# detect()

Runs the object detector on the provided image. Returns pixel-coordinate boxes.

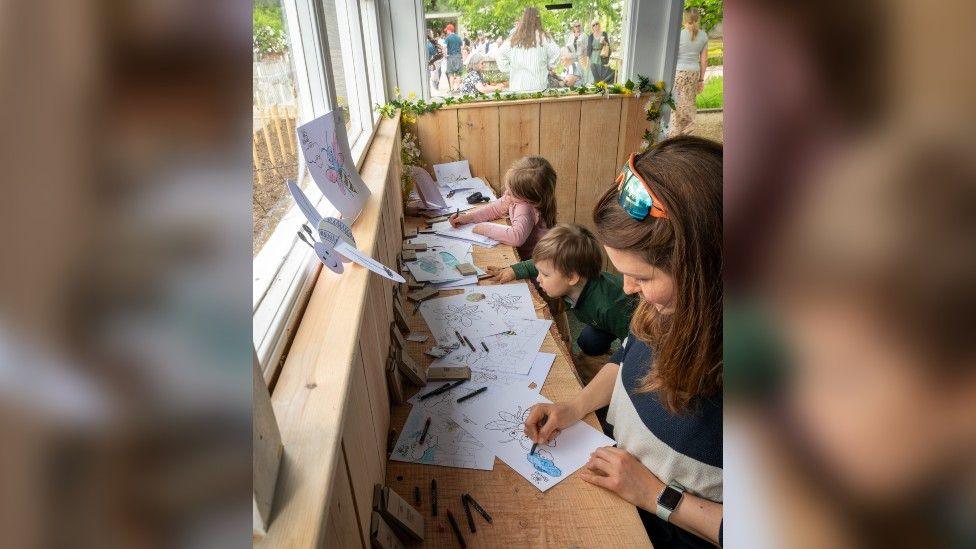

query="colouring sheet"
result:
[431,221,499,248]
[430,317,552,375]
[390,402,495,471]
[432,160,472,185]
[405,251,465,283]
[459,386,616,491]
[470,352,555,393]
[418,283,536,346]
[297,112,369,221]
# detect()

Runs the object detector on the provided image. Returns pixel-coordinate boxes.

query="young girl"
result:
[524,137,723,547]
[449,156,556,258]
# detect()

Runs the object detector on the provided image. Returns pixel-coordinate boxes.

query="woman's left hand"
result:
[579,446,662,509]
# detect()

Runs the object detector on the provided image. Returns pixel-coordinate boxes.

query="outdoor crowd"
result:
[425,7,615,96]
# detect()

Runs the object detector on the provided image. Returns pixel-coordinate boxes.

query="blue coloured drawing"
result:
[527,450,562,476]
[439,251,460,267]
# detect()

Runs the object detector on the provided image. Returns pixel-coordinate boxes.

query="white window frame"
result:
[253,0,386,378]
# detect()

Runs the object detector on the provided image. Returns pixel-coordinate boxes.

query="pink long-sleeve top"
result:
[464,191,550,258]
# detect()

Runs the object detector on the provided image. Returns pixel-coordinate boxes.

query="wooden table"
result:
[385,217,651,547]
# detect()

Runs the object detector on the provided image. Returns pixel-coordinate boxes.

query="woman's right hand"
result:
[524,401,583,444]
[484,266,515,284]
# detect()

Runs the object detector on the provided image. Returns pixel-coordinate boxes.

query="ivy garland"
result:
[376,73,674,129]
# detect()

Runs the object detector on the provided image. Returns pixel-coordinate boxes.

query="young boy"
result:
[485,223,636,380]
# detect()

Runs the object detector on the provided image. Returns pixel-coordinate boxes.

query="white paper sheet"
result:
[470,352,554,393]
[297,112,370,220]
[418,283,537,346]
[408,165,448,209]
[433,160,472,185]
[335,241,406,283]
[459,386,616,491]
[390,402,495,471]
[287,179,322,228]
[431,317,552,375]
[431,220,499,247]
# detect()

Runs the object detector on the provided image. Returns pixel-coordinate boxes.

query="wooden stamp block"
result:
[426,366,472,382]
[455,262,478,276]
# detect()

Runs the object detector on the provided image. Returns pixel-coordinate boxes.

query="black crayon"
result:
[464,493,493,523]
[446,509,466,548]
[431,479,438,516]
[462,495,476,533]
[457,386,487,403]
[418,417,431,444]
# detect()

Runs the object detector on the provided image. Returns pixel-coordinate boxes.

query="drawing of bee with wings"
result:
[438,303,482,329]
[484,405,556,453]
[486,293,524,314]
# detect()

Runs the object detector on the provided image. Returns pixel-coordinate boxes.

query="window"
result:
[421,1,624,98]
[253,0,388,377]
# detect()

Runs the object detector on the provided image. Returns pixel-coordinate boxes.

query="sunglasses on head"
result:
[616,154,668,221]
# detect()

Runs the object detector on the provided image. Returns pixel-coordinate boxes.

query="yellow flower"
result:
[595,81,607,90]
[656,80,666,91]
[408,91,417,100]
[394,86,401,97]
[621,88,633,95]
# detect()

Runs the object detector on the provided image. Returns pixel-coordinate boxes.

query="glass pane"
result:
[422,2,623,98]
[253,0,305,256]
[360,0,386,113]
[322,0,365,141]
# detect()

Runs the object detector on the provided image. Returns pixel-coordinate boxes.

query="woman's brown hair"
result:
[593,136,722,414]
[510,7,551,49]
[505,156,557,227]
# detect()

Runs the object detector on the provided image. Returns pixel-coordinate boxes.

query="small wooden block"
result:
[427,214,450,223]
[407,280,425,290]
[418,228,436,234]
[392,300,411,334]
[407,286,438,303]
[391,323,407,349]
[406,332,429,343]
[402,228,417,239]
[404,242,427,251]
[401,249,416,261]
[386,357,404,404]
[455,262,478,276]
[373,485,425,542]
[426,366,472,382]
[370,511,406,549]
[396,350,426,386]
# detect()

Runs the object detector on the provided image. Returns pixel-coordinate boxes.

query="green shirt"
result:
[511,259,636,341]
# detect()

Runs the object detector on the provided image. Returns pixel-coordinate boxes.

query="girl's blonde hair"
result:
[683,9,701,42]
[510,7,551,49]
[504,156,557,227]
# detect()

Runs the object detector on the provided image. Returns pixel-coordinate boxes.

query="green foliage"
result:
[426,0,623,40]
[253,4,287,57]
[683,0,723,32]
[696,76,723,109]
[707,54,723,67]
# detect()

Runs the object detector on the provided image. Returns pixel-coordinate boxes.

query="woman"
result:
[668,9,710,137]
[495,7,560,92]
[457,52,505,95]
[586,20,613,84]
[525,136,723,547]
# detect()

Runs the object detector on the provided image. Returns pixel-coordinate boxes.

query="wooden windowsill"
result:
[256,114,400,548]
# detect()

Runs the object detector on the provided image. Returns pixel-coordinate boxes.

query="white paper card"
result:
[418,283,536,345]
[460,386,616,491]
[287,180,322,229]
[297,112,369,220]
[431,221,499,247]
[408,165,448,209]
[431,317,552,375]
[433,160,472,185]
[390,402,495,471]
[405,251,465,283]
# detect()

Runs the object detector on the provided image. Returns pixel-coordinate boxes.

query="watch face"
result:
[658,486,683,510]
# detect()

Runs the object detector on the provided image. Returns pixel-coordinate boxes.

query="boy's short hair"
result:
[532,223,603,280]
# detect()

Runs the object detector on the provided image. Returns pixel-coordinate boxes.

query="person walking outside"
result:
[668,9,709,137]
[444,24,463,91]
[586,19,614,84]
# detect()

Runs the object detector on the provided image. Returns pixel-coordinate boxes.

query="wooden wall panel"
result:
[360,276,390,464]
[413,109,459,168]
[458,107,500,190]
[498,103,540,181]
[325,449,366,548]
[539,101,582,224]
[575,98,623,232]
[616,96,654,168]
[342,365,383,545]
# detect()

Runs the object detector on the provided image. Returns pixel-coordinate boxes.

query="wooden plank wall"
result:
[412,96,656,230]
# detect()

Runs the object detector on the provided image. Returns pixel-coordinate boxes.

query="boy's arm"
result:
[510,259,537,280]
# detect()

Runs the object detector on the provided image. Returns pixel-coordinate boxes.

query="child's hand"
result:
[449,213,465,228]
[484,266,516,285]
[524,401,583,444]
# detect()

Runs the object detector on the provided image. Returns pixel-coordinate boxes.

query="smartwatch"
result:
[655,480,685,522]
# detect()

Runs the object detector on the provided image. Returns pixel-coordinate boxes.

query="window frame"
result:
[253,0,386,379]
